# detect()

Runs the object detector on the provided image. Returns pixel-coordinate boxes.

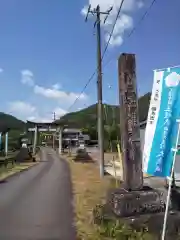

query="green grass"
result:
[67,153,159,240]
[0,162,38,181]
[96,220,155,240]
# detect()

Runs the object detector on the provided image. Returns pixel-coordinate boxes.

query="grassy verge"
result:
[0,155,40,181]
[66,153,157,240]
[68,156,112,239]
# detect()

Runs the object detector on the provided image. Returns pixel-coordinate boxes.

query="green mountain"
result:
[55,92,151,149]
[57,92,151,128]
[0,92,151,134]
[0,113,25,150]
[0,112,25,132]
[0,93,151,150]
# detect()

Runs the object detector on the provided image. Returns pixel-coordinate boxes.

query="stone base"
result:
[93,204,180,239]
[106,187,167,218]
[73,148,93,162]
[93,185,180,239]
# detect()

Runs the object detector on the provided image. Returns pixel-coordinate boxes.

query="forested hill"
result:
[56,92,151,128]
[0,112,25,132]
[0,92,151,137]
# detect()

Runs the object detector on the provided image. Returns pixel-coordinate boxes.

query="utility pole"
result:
[85,4,112,178]
[53,112,56,121]
[53,112,56,149]
[58,127,62,155]
[33,125,37,155]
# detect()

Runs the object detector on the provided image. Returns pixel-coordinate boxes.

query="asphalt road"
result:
[0,147,76,240]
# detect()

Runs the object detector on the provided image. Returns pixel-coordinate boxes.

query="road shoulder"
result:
[0,158,40,182]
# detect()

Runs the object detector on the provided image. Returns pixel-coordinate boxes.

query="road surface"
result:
[0,147,76,240]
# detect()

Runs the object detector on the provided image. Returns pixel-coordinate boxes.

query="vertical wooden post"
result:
[33,126,37,155]
[58,127,62,155]
[0,132,2,151]
[96,5,104,178]
[118,53,143,190]
[5,132,8,157]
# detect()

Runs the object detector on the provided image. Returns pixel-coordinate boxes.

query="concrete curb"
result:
[0,162,40,183]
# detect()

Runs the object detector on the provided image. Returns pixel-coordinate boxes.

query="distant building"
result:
[55,128,90,146]
[82,134,90,144]
[26,121,90,147]
[63,128,81,141]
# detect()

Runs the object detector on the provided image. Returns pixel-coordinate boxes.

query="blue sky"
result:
[0,0,179,122]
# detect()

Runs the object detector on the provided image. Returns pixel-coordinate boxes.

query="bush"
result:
[97,220,155,240]
[93,205,155,240]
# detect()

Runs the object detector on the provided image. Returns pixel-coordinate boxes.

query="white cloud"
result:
[27,115,53,123]
[21,69,34,86]
[8,101,36,115]
[81,5,89,16]
[53,107,68,117]
[27,116,37,121]
[11,70,89,121]
[110,14,133,35]
[52,83,61,90]
[34,85,88,102]
[105,34,123,46]
[81,0,144,47]
[82,0,144,14]
[8,100,68,123]
[27,106,67,123]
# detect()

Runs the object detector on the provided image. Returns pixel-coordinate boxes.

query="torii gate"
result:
[0,131,9,156]
[26,121,63,155]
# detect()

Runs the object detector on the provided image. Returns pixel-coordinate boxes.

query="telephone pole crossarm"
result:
[85,4,113,22]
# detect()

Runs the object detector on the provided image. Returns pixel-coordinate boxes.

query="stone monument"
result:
[108,53,166,217]
[93,54,180,239]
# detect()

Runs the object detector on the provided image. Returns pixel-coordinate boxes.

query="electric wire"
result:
[67,0,157,111]
[67,0,126,112]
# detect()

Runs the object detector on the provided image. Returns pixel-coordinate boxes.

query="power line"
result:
[127,0,157,39]
[67,0,157,111]
[67,3,115,112]
[67,1,125,112]
[103,0,157,68]
[67,71,96,112]
[101,0,125,60]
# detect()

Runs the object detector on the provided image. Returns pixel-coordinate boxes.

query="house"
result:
[55,128,90,147]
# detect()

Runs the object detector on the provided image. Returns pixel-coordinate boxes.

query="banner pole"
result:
[161,119,180,240]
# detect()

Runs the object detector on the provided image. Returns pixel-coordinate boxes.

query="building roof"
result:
[63,128,81,133]
[83,134,90,141]
[26,120,59,127]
